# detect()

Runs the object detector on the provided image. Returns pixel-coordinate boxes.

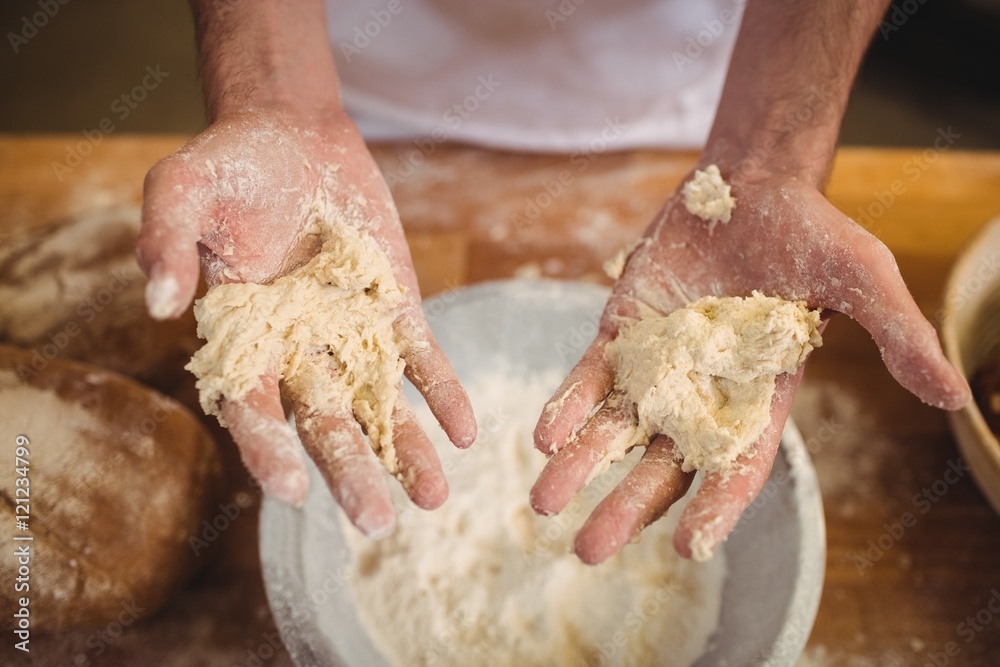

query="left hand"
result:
[137,109,477,537]
[529,163,970,564]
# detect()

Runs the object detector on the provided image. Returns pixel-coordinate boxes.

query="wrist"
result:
[194,0,342,121]
[702,0,892,189]
[702,80,846,190]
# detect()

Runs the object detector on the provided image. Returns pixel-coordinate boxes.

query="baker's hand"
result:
[137,109,476,537]
[530,163,971,564]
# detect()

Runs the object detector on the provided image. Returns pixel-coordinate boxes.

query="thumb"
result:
[136,156,208,320]
[822,228,970,410]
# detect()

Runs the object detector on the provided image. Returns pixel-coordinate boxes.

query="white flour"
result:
[0,370,117,533]
[329,370,727,667]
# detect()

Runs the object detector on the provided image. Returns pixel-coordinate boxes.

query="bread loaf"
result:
[0,344,223,631]
[0,208,200,386]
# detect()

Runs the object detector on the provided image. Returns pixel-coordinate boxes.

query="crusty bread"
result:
[0,208,200,387]
[0,344,223,631]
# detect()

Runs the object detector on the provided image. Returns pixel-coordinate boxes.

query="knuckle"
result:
[144,155,180,189]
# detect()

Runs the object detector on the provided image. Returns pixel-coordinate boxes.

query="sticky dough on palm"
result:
[186,221,406,473]
[608,292,822,475]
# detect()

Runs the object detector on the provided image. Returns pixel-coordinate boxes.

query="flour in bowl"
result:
[335,370,727,667]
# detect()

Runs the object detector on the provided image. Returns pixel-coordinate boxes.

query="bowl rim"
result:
[940,217,1000,476]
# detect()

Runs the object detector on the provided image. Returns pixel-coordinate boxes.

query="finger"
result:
[530,395,638,517]
[821,224,970,410]
[534,330,617,456]
[673,369,801,562]
[220,372,309,507]
[401,313,477,449]
[392,397,448,510]
[574,435,694,565]
[137,156,207,320]
[291,398,396,539]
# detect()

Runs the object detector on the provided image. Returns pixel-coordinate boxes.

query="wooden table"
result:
[2,136,1000,666]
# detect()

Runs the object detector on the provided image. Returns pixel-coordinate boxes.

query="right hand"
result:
[137,108,477,538]
[530,162,970,563]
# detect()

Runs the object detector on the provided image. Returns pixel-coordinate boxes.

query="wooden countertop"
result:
[2,135,1000,666]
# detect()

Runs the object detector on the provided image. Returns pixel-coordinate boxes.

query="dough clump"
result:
[602,239,644,281]
[682,164,736,228]
[610,292,821,474]
[187,222,406,471]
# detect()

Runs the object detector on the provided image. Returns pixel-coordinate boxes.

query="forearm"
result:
[706,0,892,187]
[192,0,341,121]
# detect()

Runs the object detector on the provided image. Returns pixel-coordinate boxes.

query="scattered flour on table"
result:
[682,164,736,230]
[790,380,898,508]
[513,262,543,279]
[187,219,406,472]
[795,645,832,666]
[331,371,727,667]
[795,645,905,667]
[610,292,822,475]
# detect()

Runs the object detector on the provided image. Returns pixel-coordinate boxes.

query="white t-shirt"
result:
[327,0,744,152]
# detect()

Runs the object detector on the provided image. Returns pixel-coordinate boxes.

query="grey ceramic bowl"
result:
[260,279,825,667]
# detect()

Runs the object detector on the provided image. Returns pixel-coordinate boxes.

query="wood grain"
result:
[2,135,1000,666]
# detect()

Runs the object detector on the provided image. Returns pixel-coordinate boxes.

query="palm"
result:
[531,170,969,563]
[138,110,475,538]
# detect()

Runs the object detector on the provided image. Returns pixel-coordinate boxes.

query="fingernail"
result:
[528,486,556,516]
[356,509,395,540]
[146,270,180,320]
[264,468,309,507]
[423,480,449,510]
[688,530,717,562]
